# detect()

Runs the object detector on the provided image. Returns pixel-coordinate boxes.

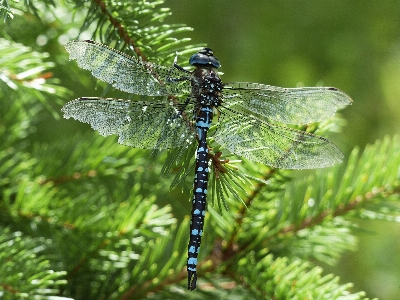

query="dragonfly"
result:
[62,40,352,290]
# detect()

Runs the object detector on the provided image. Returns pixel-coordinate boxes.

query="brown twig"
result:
[93,0,146,61]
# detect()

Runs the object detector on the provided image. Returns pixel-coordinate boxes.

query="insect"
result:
[62,40,352,290]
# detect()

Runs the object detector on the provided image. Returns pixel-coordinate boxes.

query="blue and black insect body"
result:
[185,48,223,290]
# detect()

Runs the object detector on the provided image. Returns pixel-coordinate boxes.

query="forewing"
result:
[65,40,191,96]
[62,98,195,149]
[213,110,343,169]
[223,82,352,124]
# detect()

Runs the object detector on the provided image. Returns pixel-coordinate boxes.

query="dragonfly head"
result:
[189,48,221,68]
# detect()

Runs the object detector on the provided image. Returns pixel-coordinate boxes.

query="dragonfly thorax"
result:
[191,67,223,107]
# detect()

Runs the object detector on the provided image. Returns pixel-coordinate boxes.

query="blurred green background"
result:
[165,1,400,299]
[3,0,400,298]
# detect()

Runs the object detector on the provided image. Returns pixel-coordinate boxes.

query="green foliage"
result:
[73,0,201,65]
[0,39,69,117]
[0,1,14,21]
[1,0,399,299]
[0,0,58,22]
[0,229,68,299]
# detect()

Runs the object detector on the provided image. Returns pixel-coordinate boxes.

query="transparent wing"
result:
[223,82,352,124]
[65,40,191,96]
[213,109,343,169]
[62,97,195,149]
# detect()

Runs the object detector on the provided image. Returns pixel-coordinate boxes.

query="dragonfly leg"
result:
[166,53,192,83]
[173,52,192,74]
[166,70,190,83]
[165,55,190,82]
[176,96,192,117]
[173,63,191,74]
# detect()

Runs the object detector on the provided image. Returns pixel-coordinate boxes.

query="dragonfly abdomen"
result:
[187,106,212,290]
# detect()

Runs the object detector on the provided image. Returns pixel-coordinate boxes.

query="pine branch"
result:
[2,0,398,298]
[71,0,199,64]
[236,256,370,299]
[0,228,70,299]
[0,0,14,21]
[0,38,69,118]
[1,0,59,22]
[195,135,399,298]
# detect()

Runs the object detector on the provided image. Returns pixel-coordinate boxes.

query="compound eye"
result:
[189,48,221,68]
